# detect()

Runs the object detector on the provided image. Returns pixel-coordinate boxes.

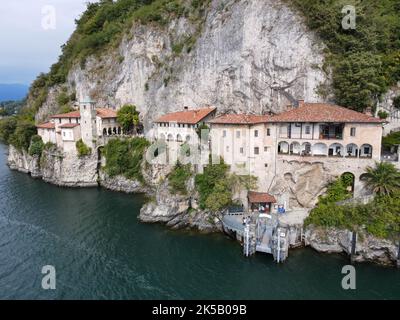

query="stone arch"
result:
[301,142,312,156]
[359,173,369,181]
[278,141,289,154]
[312,143,327,156]
[290,142,301,155]
[113,127,117,135]
[108,128,112,135]
[328,143,344,157]
[360,144,373,158]
[103,128,107,136]
[341,172,355,193]
[118,127,122,135]
[346,143,358,157]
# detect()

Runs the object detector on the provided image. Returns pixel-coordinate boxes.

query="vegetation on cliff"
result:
[28,135,44,157]
[305,163,400,239]
[102,137,150,182]
[22,0,210,120]
[168,161,192,195]
[76,139,92,157]
[195,159,258,212]
[289,0,400,111]
[117,104,141,134]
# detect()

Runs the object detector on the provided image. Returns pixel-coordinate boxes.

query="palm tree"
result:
[363,162,400,195]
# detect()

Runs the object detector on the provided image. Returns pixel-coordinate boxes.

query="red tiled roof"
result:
[271,103,384,123]
[248,192,276,204]
[96,108,117,119]
[36,122,55,129]
[209,114,272,125]
[155,107,216,124]
[59,123,80,129]
[51,111,81,119]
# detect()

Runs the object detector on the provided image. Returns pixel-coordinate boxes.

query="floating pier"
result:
[222,211,296,263]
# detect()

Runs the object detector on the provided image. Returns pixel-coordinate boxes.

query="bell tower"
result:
[79,96,97,149]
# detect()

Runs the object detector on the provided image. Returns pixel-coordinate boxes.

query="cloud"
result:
[0,0,91,84]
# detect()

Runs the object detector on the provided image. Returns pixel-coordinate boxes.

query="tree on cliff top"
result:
[117,104,140,134]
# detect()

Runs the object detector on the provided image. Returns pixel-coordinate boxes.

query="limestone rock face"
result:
[271,161,330,208]
[7,145,41,178]
[40,151,98,187]
[8,146,98,187]
[305,226,398,266]
[139,180,222,233]
[99,170,149,194]
[35,0,327,130]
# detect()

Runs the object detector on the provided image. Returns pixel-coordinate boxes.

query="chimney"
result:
[298,100,305,108]
[364,107,373,116]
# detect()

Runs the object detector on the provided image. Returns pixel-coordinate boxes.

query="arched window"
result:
[328,143,344,157]
[108,128,112,135]
[113,127,117,135]
[159,133,166,141]
[185,135,191,142]
[312,143,328,156]
[177,134,183,142]
[278,141,289,154]
[360,144,373,158]
[346,144,358,158]
[301,142,312,156]
[103,128,107,136]
[167,134,173,142]
[290,142,301,155]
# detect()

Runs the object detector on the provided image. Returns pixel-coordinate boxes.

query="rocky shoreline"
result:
[6,145,399,267]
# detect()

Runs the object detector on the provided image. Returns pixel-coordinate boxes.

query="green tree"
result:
[28,135,44,157]
[76,139,92,157]
[117,104,140,134]
[363,162,400,195]
[9,121,37,150]
[0,117,17,143]
[168,161,192,194]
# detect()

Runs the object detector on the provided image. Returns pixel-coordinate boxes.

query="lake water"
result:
[0,143,398,299]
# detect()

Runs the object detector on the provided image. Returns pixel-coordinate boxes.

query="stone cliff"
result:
[36,0,328,130]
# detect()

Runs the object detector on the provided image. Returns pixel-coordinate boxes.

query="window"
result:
[223,130,227,138]
[254,147,260,155]
[305,126,311,135]
[295,123,301,127]
[254,130,259,137]
[364,146,371,154]
[236,131,241,138]
[267,128,271,136]
[264,146,268,152]
[350,127,356,137]
[226,146,230,152]
[264,163,268,168]
[240,147,244,154]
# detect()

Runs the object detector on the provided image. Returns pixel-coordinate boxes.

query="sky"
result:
[0,0,93,86]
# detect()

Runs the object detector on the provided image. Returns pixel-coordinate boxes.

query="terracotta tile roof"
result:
[155,107,216,124]
[271,103,384,123]
[51,108,117,119]
[59,123,80,129]
[51,110,81,119]
[96,108,117,119]
[209,114,272,125]
[36,122,55,129]
[248,191,276,204]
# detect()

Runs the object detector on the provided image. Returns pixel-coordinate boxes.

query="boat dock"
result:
[222,209,305,263]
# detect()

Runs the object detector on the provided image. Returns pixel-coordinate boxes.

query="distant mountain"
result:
[0,84,28,102]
